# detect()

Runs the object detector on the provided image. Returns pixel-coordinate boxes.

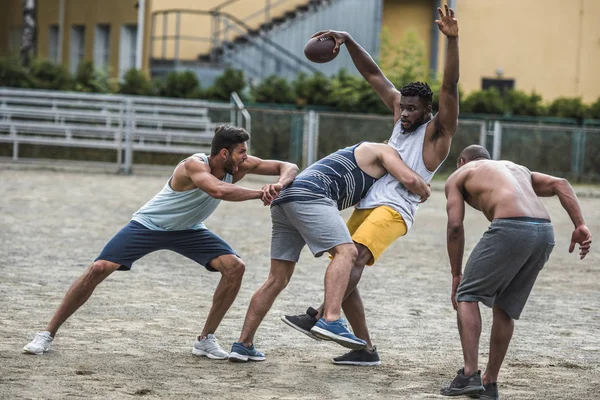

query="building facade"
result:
[0,0,598,102]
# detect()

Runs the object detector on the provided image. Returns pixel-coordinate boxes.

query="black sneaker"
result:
[281,307,321,340]
[467,382,499,400]
[332,346,381,366]
[440,368,485,396]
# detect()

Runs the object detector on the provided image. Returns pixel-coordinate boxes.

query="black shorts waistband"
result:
[497,216,551,223]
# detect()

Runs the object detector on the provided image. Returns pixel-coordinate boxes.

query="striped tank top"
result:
[272,143,377,211]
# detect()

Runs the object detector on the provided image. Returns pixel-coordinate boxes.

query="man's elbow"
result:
[447,222,463,239]
[207,187,224,199]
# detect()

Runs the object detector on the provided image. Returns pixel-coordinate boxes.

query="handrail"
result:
[151,8,320,74]
[230,91,252,153]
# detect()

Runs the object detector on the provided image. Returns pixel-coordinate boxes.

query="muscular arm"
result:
[445,173,466,277]
[531,171,592,259]
[234,156,299,186]
[312,30,400,113]
[432,6,459,139]
[531,172,585,227]
[380,146,431,200]
[185,158,262,201]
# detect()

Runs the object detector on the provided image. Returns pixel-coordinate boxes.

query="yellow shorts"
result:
[346,205,407,266]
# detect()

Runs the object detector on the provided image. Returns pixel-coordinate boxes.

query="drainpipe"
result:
[136,0,145,70]
[429,0,441,78]
[57,0,65,63]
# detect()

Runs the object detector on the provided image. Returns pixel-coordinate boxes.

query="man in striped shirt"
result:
[229,141,431,362]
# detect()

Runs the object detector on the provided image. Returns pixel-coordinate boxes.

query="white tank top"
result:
[357,119,444,230]
[131,153,233,231]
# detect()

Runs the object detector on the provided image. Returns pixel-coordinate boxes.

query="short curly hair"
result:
[400,82,433,105]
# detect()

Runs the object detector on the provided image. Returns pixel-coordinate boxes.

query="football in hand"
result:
[303,37,338,63]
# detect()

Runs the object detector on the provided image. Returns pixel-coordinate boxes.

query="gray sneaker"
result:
[192,334,229,360]
[332,346,381,366]
[23,331,53,355]
[440,368,485,396]
[468,382,499,400]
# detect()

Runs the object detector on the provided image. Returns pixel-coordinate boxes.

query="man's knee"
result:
[89,260,119,280]
[214,255,246,281]
[354,243,373,267]
[333,243,358,261]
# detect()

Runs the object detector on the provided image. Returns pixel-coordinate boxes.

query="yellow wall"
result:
[447,0,599,102]
[381,0,436,72]
[36,0,141,79]
[150,0,308,60]
[0,0,24,57]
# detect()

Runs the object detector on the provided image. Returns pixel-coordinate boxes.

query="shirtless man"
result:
[441,145,592,399]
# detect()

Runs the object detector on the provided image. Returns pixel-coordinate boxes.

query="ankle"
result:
[482,373,497,385]
[463,366,479,377]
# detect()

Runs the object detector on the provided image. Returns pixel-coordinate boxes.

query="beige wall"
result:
[37,0,141,79]
[381,0,435,70]
[452,0,599,102]
[150,0,308,60]
[0,0,24,57]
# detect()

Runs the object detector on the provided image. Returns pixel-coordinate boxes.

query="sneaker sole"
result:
[192,348,228,360]
[280,316,322,341]
[332,360,381,366]
[22,347,46,355]
[228,352,265,362]
[441,386,485,396]
[310,326,367,350]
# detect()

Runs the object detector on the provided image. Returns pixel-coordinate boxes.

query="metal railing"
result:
[0,88,251,173]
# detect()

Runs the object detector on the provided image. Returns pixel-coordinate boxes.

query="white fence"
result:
[0,88,250,173]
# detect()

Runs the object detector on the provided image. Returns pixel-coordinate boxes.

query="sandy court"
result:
[0,166,598,400]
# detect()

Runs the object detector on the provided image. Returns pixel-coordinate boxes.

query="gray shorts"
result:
[270,198,353,262]
[456,218,555,320]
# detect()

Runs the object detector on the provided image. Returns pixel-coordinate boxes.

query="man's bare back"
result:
[452,160,550,222]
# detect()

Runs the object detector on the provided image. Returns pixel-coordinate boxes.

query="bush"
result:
[293,72,333,108]
[29,59,73,90]
[588,97,600,120]
[205,68,246,102]
[74,61,111,93]
[547,97,587,121]
[505,90,546,116]
[118,68,153,96]
[251,75,295,104]
[0,57,32,88]
[157,71,201,99]
[461,87,505,115]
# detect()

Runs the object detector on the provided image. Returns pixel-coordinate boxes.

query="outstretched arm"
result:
[531,172,592,259]
[185,158,263,202]
[445,172,466,310]
[432,4,459,139]
[235,156,299,203]
[311,30,400,113]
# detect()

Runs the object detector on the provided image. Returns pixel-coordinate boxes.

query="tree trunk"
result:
[21,0,37,67]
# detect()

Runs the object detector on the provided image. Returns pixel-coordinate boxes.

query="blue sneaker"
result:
[310,318,367,350]
[228,342,266,362]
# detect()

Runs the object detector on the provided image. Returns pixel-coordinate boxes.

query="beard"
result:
[404,115,426,133]
[224,155,236,175]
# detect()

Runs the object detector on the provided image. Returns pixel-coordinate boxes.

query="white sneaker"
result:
[23,331,53,355]
[192,334,229,360]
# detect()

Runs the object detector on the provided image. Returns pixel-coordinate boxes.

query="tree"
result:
[21,0,37,67]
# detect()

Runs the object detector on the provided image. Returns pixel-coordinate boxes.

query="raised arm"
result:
[531,172,592,259]
[445,172,466,309]
[432,4,459,139]
[185,157,262,202]
[312,30,400,113]
[378,145,431,200]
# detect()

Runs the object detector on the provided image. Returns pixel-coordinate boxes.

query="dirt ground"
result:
[1,166,598,400]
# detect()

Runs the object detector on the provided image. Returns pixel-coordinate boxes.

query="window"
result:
[70,25,85,73]
[94,24,110,71]
[481,78,515,94]
[119,24,138,78]
[49,25,59,63]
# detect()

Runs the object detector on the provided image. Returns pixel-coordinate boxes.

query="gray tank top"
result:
[357,119,444,230]
[131,154,233,231]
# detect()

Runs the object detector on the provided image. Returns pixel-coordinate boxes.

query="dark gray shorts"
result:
[456,218,555,320]
[270,198,353,262]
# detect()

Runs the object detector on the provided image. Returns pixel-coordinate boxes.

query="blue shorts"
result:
[95,221,238,272]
